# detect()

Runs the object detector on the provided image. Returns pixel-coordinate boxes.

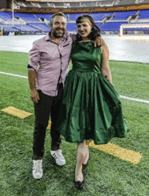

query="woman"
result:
[56,15,129,190]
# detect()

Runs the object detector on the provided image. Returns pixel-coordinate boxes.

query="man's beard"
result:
[52,28,65,38]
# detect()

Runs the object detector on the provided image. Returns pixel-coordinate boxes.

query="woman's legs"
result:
[82,140,90,165]
[75,140,90,181]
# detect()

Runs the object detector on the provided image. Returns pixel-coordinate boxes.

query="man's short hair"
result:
[50,12,67,26]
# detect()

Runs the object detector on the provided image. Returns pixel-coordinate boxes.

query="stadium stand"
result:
[0,26,18,32]
[13,24,39,32]
[13,13,40,22]
[35,13,67,22]
[89,12,112,21]
[69,12,112,21]
[112,11,138,20]
[36,14,52,21]
[67,23,77,31]
[27,23,50,32]
[69,13,85,21]
[100,22,128,31]
[138,10,149,19]
[66,22,103,32]
[0,11,15,21]
[0,4,149,35]
[96,22,103,27]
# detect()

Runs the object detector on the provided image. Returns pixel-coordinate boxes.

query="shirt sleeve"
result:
[69,32,77,42]
[28,41,40,70]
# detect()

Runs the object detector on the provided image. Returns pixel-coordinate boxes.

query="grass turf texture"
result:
[0,51,149,196]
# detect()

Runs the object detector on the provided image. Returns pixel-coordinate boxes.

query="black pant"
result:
[33,83,63,160]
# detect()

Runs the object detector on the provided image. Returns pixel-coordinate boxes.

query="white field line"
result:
[120,96,149,104]
[0,71,149,104]
[0,71,28,79]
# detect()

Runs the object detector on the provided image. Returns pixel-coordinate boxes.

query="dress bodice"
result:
[71,42,102,73]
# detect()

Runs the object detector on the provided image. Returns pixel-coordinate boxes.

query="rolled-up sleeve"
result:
[29,41,40,70]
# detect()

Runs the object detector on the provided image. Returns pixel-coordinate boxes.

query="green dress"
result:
[57,42,129,144]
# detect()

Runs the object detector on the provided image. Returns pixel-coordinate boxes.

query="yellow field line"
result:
[1,106,32,119]
[89,141,142,164]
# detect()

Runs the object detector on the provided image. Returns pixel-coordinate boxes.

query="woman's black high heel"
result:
[75,165,84,190]
[75,180,84,190]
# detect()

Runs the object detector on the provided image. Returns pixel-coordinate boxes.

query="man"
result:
[28,12,104,179]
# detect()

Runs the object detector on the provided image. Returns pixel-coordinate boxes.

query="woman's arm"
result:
[101,43,112,84]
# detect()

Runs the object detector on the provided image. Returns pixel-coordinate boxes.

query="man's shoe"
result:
[32,159,43,179]
[51,149,66,166]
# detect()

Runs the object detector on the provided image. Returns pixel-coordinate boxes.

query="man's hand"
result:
[94,37,105,47]
[28,69,39,103]
[30,89,40,103]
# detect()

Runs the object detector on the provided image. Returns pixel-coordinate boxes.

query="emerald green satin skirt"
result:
[56,70,129,144]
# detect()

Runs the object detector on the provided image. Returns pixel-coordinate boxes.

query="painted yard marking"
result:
[89,141,142,164]
[1,106,32,119]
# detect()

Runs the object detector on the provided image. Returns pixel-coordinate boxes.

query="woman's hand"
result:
[94,37,105,47]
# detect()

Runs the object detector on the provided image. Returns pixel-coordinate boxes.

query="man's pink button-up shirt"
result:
[29,32,75,96]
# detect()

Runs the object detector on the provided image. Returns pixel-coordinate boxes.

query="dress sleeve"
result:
[28,41,40,71]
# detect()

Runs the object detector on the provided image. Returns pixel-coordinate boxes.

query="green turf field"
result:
[0,51,149,196]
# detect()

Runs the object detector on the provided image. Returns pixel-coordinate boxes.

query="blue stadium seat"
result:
[0,26,19,32]
[35,14,52,21]
[13,13,40,22]
[100,22,128,31]
[96,22,103,27]
[89,12,112,21]
[138,10,149,19]
[35,13,67,21]
[0,11,15,21]
[112,11,137,20]
[66,22,103,32]
[13,24,39,31]
[69,13,112,21]
[28,23,50,31]
[67,23,77,31]
[69,13,84,21]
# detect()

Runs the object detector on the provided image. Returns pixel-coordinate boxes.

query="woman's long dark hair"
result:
[75,15,101,42]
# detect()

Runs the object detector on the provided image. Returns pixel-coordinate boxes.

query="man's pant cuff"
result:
[51,145,61,151]
[32,154,43,160]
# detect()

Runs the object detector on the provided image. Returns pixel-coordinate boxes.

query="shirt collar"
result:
[45,32,67,41]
